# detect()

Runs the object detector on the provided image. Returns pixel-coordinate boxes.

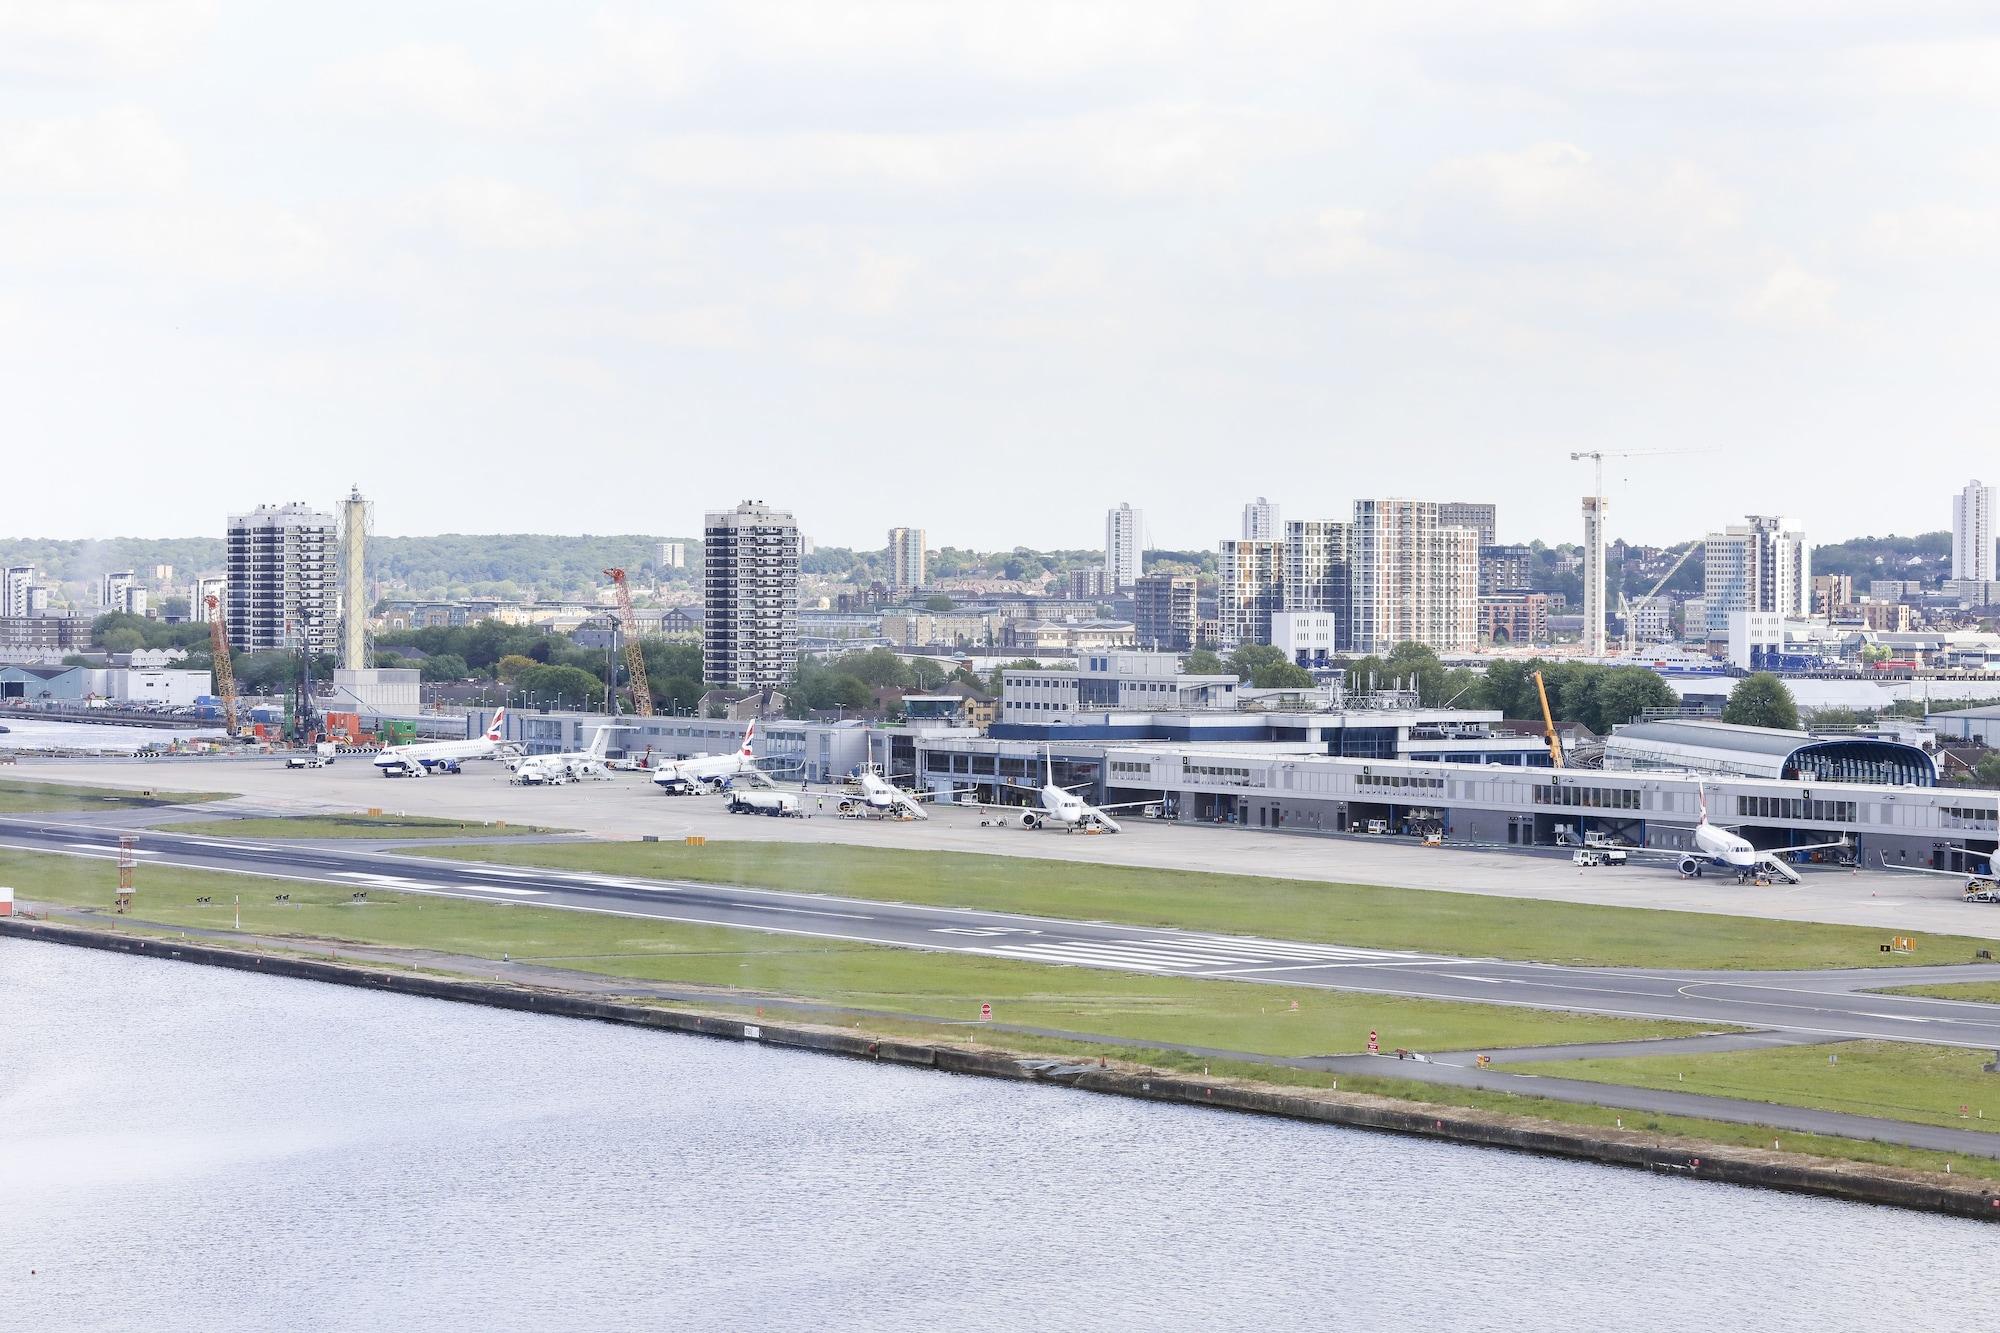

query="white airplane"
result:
[838,768,933,820]
[373,709,512,777]
[957,747,1158,833]
[652,720,781,793]
[512,724,628,785]
[1876,848,2000,901]
[1624,784,1849,884]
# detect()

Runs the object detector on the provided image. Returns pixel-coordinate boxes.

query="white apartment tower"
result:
[886,527,927,596]
[1581,496,1609,657]
[1104,503,1144,591]
[1242,497,1280,541]
[194,576,227,622]
[1347,499,1480,654]
[1216,540,1285,648]
[225,502,339,653]
[1704,515,1811,640]
[1954,480,1996,582]
[2,565,36,618]
[704,500,801,688]
[657,541,687,570]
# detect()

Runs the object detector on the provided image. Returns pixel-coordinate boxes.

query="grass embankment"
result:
[1512,1041,2000,1135]
[0,779,233,814]
[719,1005,2000,1183]
[1877,981,2000,1005]
[0,847,1698,1058]
[172,814,570,840]
[415,840,1991,972]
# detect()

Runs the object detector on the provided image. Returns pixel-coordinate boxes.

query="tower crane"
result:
[602,568,654,717]
[1619,540,1701,654]
[1568,449,1713,657]
[204,595,239,738]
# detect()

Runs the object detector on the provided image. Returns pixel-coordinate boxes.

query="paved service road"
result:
[8,814,2000,1051]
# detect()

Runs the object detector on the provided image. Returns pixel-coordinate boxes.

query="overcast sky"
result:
[7,2,1998,550]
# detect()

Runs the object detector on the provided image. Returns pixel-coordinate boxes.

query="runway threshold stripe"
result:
[985,944,1208,971]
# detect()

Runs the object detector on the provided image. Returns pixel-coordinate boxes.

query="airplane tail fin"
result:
[485,708,507,742]
[741,719,756,758]
[1045,744,1053,788]
[588,727,610,760]
[1696,780,1708,824]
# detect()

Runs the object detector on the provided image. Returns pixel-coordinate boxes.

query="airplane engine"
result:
[1021,812,1041,828]
[1678,855,1702,878]
[837,799,859,815]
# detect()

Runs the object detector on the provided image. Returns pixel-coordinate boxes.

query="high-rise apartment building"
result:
[1704,515,1810,640]
[657,541,687,570]
[704,500,800,688]
[1068,567,1107,600]
[1478,544,1533,594]
[1242,497,1280,541]
[1438,502,1497,547]
[226,503,338,653]
[1954,480,1996,582]
[98,571,135,610]
[1347,499,1480,654]
[194,576,227,622]
[1104,503,1144,591]
[1133,573,1197,652]
[1216,540,1285,648]
[886,527,927,596]
[1282,519,1350,649]
[2,565,36,619]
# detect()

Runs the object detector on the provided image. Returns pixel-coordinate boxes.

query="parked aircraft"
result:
[374,709,511,777]
[957,747,1158,833]
[1622,784,1849,884]
[839,768,934,820]
[511,725,627,785]
[652,720,785,793]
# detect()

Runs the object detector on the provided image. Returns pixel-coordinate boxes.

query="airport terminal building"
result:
[477,703,1988,872]
[898,713,1986,872]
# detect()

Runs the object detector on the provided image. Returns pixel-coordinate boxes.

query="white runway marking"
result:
[976,935,1437,974]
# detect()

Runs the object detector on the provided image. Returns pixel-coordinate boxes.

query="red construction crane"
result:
[602,568,654,717]
[205,595,240,737]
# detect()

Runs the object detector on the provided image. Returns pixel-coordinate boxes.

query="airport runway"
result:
[13,752,1999,940]
[8,812,2000,1051]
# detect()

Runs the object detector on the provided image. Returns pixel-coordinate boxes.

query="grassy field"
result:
[0,847,1704,1057]
[718,1007,2000,1182]
[171,814,569,839]
[1877,980,2000,1004]
[0,778,233,814]
[412,839,1990,972]
[1511,1041,2000,1134]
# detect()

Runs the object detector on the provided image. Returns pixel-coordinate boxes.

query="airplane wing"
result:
[1764,839,1853,857]
[1876,850,1992,877]
[1094,798,1165,813]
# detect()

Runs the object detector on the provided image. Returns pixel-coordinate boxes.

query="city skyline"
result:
[8,6,2000,546]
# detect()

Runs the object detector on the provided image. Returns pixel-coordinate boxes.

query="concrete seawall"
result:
[9,916,1999,1223]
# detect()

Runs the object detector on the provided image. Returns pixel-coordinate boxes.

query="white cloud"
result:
[1740,261,1838,326]
[0,0,216,77]
[1264,208,1392,277]
[0,107,187,195]
[317,43,551,130]
[1425,142,1740,252]
[634,103,1310,197]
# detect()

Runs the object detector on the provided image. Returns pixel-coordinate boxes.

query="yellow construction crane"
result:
[204,594,239,737]
[602,568,654,717]
[1532,669,1564,768]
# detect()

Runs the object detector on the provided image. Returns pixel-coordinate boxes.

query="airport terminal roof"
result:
[1605,718,1937,786]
